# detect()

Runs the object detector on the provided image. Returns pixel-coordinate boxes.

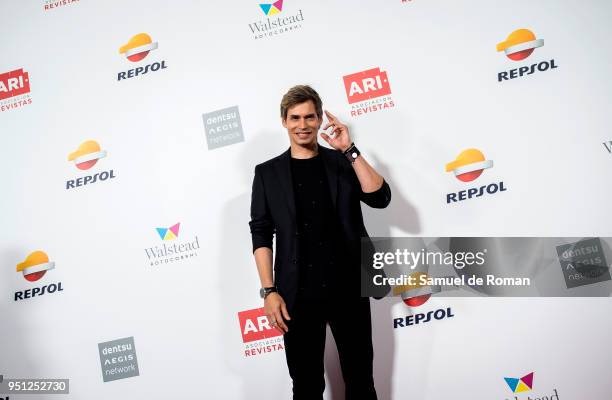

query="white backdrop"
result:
[1,0,611,399]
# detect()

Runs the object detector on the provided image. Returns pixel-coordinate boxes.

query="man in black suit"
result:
[249,85,391,400]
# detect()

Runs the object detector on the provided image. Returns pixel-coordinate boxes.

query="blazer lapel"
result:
[274,148,297,223]
[320,146,339,210]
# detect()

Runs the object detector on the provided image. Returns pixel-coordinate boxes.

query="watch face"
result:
[259,288,265,298]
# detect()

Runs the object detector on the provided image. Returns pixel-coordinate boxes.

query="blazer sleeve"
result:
[248,165,274,253]
[359,178,392,209]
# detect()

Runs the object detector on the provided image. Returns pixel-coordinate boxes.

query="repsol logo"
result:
[447,181,507,203]
[498,59,558,82]
[66,170,116,190]
[117,61,167,81]
[14,282,64,301]
[393,307,454,329]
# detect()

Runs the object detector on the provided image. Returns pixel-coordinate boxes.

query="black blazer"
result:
[249,145,391,312]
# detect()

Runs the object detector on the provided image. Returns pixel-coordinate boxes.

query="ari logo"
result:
[0,68,33,112]
[156,223,180,241]
[445,148,493,182]
[259,0,283,15]
[445,148,506,203]
[119,33,158,62]
[343,67,391,104]
[0,69,30,101]
[342,67,395,117]
[68,140,107,170]
[504,372,534,393]
[16,251,54,282]
[237,307,284,357]
[497,29,544,61]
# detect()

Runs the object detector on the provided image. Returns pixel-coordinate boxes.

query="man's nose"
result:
[298,118,307,129]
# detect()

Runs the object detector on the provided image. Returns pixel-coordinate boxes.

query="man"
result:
[249,85,391,400]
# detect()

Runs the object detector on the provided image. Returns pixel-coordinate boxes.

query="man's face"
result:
[282,100,322,147]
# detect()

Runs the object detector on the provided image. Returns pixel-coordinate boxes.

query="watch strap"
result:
[343,142,360,163]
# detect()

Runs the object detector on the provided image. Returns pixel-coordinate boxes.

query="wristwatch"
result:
[342,142,360,163]
[260,286,277,299]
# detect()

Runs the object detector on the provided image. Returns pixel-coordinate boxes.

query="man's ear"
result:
[281,117,287,129]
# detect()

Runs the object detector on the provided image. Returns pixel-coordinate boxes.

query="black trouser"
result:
[283,293,377,400]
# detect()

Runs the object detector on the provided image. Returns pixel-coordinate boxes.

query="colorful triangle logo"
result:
[156,223,180,240]
[259,0,283,15]
[504,372,534,393]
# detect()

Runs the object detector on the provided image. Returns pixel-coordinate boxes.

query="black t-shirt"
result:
[290,153,345,298]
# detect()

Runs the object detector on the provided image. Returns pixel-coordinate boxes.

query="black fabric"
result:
[249,145,390,400]
[249,146,392,313]
[290,154,344,298]
[283,295,377,400]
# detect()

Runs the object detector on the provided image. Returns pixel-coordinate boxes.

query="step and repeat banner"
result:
[1,0,611,399]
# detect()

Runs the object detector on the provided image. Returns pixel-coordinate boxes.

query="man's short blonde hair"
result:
[280,85,323,121]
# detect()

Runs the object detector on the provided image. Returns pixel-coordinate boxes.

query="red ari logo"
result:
[238,307,283,343]
[0,69,30,100]
[343,67,391,104]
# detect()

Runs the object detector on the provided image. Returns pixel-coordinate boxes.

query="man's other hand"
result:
[264,292,291,333]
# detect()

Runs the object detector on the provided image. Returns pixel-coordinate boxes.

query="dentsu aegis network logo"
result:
[14,251,64,302]
[496,29,557,82]
[445,148,507,203]
[343,67,395,117]
[249,1,304,40]
[66,140,116,190]
[117,33,167,81]
[144,222,200,267]
[0,68,32,113]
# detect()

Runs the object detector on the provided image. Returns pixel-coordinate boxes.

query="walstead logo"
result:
[156,222,180,240]
[202,105,245,150]
[556,238,611,289]
[0,68,32,113]
[43,0,79,11]
[14,251,64,302]
[603,141,612,154]
[98,336,139,382]
[496,29,557,82]
[505,372,534,394]
[343,67,395,117]
[248,1,304,40]
[503,372,560,400]
[66,140,116,190]
[144,222,200,267]
[238,307,284,357]
[260,0,283,15]
[445,148,507,203]
[117,33,167,81]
